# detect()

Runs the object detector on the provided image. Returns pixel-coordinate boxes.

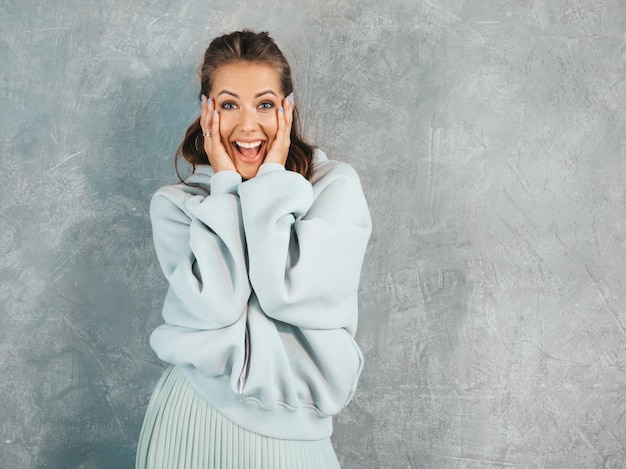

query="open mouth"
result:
[232,140,266,164]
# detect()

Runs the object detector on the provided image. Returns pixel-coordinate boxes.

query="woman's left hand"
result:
[264,93,295,167]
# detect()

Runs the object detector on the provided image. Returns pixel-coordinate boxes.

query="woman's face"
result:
[210,61,284,179]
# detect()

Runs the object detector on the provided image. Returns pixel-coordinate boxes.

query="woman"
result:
[136,30,371,468]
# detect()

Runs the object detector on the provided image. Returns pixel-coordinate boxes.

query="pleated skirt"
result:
[136,366,341,469]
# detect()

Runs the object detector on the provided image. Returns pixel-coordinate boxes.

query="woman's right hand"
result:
[201,95,237,173]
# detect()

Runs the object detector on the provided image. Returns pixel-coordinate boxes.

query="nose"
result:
[239,106,258,132]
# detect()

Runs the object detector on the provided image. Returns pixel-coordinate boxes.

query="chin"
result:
[237,165,262,180]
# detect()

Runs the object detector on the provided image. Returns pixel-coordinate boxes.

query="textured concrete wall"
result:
[1,0,624,468]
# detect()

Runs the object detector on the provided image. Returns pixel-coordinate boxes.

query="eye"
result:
[258,101,274,110]
[221,101,238,110]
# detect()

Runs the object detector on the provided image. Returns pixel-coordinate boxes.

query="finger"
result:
[277,103,286,137]
[210,108,220,144]
[284,92,295,131]
[276,98,287,137]
[264,102,291,166]
[202,98,220,165]
[208,108,237,172]
[277,94,293,143]
[200,95,211,136]
[207,97,216,139]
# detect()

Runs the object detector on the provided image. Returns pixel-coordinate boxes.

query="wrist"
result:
[209,158,237,174]
[256,162,286,177]
[210,170,242,194]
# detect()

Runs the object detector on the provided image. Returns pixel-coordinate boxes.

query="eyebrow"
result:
[216,89,278,98]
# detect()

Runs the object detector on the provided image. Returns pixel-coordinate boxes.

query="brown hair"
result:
[175,30,315,181]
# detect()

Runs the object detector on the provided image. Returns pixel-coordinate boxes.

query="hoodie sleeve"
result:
[237,161,372,331]
[149,171,251,385]
[236,160,371,414]
[149,170,250,331]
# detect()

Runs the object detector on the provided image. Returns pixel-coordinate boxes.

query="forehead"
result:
[211,61,282,95]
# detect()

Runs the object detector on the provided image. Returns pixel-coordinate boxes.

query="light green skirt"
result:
[136,366,340,468]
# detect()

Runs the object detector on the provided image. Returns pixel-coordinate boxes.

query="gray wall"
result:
[1,0,624,467]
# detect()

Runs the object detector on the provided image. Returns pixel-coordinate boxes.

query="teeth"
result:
[236,141,262,148]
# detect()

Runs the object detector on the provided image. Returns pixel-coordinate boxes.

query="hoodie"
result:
[148,150,372,440]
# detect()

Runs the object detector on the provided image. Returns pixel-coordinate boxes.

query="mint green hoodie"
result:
[149,150,371,440]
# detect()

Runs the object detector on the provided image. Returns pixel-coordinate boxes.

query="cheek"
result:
[217,115,236,142]
[259,113,279,139]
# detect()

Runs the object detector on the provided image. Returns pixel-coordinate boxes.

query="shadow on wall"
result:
[31,64,197,468]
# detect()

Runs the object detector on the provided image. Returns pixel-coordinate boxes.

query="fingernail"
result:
[212,109,217,117]
[201,95,205,105]
[290,92,295,103]
[279,106,284,113]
